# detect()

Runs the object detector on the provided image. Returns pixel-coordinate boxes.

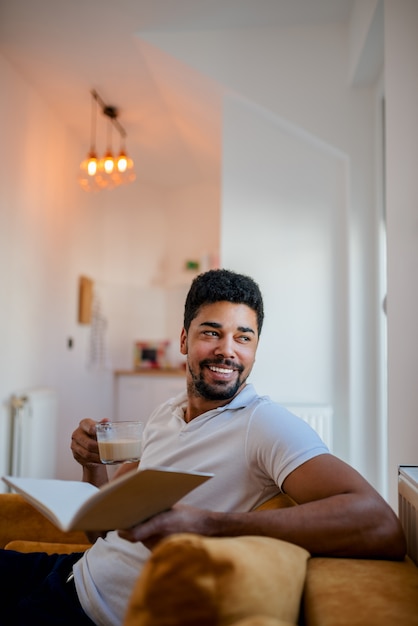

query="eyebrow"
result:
[199,321,256,335]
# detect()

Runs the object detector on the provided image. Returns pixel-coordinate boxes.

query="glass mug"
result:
[96,421,143,465]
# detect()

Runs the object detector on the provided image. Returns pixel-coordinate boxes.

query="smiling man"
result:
[181,305,258,418]
[181,270,262,408]
[0,269,406,626]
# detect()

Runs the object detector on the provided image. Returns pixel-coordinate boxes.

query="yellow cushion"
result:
[0,494,89,548]
[233,618,296,626]
[5,540,90,555]
[123,533,309,626]
[254,494,296,511]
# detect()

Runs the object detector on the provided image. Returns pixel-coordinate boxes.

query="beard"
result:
[187,358,246,401]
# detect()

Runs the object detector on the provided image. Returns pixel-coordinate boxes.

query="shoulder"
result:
[247,400,329,462]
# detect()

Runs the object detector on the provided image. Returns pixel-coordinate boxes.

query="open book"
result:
[2,467,213,532]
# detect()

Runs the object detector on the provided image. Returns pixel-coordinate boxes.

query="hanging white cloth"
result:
[87,291,109,370]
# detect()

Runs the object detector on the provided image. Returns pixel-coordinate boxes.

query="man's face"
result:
[180,301,259,402]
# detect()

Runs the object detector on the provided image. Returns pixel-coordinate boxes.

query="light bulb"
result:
[117,154,128,173]
[103,153,114,174]
[79,150,100,192]
[87,158,98,176]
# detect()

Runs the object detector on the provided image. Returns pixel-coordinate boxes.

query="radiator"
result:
[282,404,333,450]
[398,465,418,566]
[5,388,58,485]
[0,403,12,493]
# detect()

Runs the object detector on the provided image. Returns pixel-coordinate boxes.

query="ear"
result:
[180,328,188,355]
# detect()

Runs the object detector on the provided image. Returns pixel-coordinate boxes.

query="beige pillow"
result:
[124,533,309,626]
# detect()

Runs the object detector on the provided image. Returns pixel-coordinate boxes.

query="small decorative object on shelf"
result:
[185,260,200,271]
[134,340,170,370]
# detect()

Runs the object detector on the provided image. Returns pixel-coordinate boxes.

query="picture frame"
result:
[134,340,170,369]
[78,276,94,324]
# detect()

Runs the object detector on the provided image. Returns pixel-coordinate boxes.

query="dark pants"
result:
[0,550,96,625]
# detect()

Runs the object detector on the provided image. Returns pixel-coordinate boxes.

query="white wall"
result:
[0,54,219,481]
[0,53,106,481]
[132,3,397,496]
[138,14,391,493]
[222,96,345,413]
[219,23,379,488]
[1,4,416,506]
[384,0,418,506]
[220,4,417,505]
[161,183,220,288]
[95,181,220,371]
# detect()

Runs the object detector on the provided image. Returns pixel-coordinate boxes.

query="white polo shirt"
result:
[74,384,328,626]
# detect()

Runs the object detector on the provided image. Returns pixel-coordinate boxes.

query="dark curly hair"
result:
[183,269,264,335]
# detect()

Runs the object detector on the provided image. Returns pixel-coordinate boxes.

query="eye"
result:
[237,335,252,343]
[203,330,219,337]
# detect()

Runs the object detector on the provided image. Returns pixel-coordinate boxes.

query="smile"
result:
[208,365,235,374]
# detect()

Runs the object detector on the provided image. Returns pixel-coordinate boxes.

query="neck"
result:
[183,384,246,422]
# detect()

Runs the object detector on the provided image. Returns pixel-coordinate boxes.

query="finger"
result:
[118,527,156,543]
[70,430,101,465]
[80,418,99,436]
[118,511,169,543]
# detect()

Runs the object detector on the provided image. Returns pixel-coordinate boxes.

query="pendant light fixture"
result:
[78,93,100,192]
[96,105,117,190]
[78,90,136,192]
[115,133,136,185]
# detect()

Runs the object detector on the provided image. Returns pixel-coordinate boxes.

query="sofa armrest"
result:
[0,493,90,549]
[303,556,418,626]
[4,540,91,554]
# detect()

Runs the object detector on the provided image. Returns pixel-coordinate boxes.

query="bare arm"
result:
[119,454,406,560]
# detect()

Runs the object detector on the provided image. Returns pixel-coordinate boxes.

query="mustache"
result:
[200,358,244,373]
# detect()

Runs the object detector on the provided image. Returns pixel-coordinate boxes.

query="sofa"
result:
[1,492,418,626]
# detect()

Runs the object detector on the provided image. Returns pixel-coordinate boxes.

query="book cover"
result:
[2,467,213,532]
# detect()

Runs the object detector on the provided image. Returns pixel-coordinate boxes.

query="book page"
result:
[2,477,99,530]
[72,467,212,530]
[3,467,213,531]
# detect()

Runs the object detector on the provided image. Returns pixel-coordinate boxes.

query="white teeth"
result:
[210,366,233,374]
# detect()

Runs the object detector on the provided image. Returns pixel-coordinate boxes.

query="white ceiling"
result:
[0,0,354,187]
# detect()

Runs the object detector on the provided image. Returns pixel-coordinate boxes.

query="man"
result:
[1,269,406,626]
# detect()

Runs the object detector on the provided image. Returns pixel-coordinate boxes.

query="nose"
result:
[214,334,235,359]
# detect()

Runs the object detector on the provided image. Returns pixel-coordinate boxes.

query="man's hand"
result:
[71,418,109,487]
[118,505,215,550]
[71,418,102,466]
[71,418,140,543]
